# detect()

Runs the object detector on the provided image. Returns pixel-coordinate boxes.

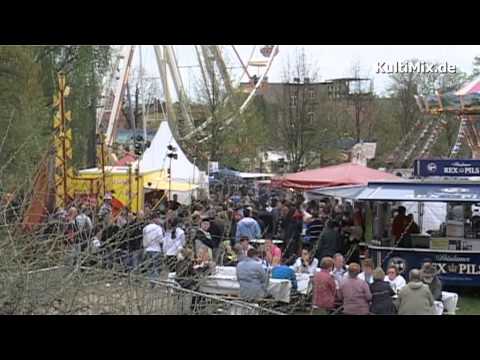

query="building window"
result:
[290,95,297,107]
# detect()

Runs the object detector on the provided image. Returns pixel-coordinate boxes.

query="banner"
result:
[413,159,480,177]
[369,246,480,287]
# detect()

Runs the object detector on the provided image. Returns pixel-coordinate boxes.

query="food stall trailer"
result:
[310,179,480,288]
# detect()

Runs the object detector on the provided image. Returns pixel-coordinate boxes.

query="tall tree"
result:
[388,62,422,137]
[0,46,50,190]
[264,48,330,172]
[34,45,111,168]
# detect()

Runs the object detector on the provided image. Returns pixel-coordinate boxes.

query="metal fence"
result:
[0,266,284,315]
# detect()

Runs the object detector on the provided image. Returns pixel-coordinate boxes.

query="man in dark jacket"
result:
[257,206,274,239]
[209,216,225,264]
[100,215,122,269]
[125,212,146,272]
[194,217,215,250]
[370,268,396,315]
[315,220,341,261]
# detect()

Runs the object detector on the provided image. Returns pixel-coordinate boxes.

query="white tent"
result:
[139,121,208,202]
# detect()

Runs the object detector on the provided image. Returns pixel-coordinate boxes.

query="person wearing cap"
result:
[420,260,442,301]
[194,217,215,255]
[337,262,372,315]
[397,269,436,315]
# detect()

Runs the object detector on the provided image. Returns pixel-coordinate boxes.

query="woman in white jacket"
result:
[292,248,318,276]
[163,217,186,273]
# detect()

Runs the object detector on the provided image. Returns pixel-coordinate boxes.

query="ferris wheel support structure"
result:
[153,45,178,137]
[183,45,279,143]
[163,45,195,136]
[211,45,234,97]
[97,45,279,157]
[105,45,135,147]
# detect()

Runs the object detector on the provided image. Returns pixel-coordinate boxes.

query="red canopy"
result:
[273,163,400,190]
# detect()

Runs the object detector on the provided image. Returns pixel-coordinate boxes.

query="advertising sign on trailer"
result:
[369,246,480,287]
[413,159,480,177]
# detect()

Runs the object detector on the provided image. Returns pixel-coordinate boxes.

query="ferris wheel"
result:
[96,45,280,154]
[415,76,480,159]
[385,76,480,168]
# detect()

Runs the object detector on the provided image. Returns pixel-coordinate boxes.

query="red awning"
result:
[273,163,400,190]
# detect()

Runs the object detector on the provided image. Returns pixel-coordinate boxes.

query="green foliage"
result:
[34,45,111,169]
[0,46,50,189]
[0,45,111,193]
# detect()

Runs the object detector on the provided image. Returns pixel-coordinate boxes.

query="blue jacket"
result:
[235,217,261,242]
[236,257,268,300]
[272,265,297,290]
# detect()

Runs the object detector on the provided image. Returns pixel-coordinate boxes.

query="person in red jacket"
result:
[312,257,336,314]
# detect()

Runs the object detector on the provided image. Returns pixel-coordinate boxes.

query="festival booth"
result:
[138,121,208,204]
[71,121,208,212]
[310,178,471,314]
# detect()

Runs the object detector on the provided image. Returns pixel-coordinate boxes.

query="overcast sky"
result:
[135,45,480,97]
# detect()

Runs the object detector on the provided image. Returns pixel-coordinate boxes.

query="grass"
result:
[454,288,480,315]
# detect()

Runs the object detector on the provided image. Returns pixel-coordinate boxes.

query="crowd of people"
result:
[35,186,444,315]
[310,256,443,315]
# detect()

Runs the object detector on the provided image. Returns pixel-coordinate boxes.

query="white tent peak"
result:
[139,121,206,185]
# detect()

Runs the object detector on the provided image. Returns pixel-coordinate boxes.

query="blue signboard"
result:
[369,246,480,287]
[414,159,480,177]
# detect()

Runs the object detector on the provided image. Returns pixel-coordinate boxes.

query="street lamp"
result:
[167,145,178,201]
